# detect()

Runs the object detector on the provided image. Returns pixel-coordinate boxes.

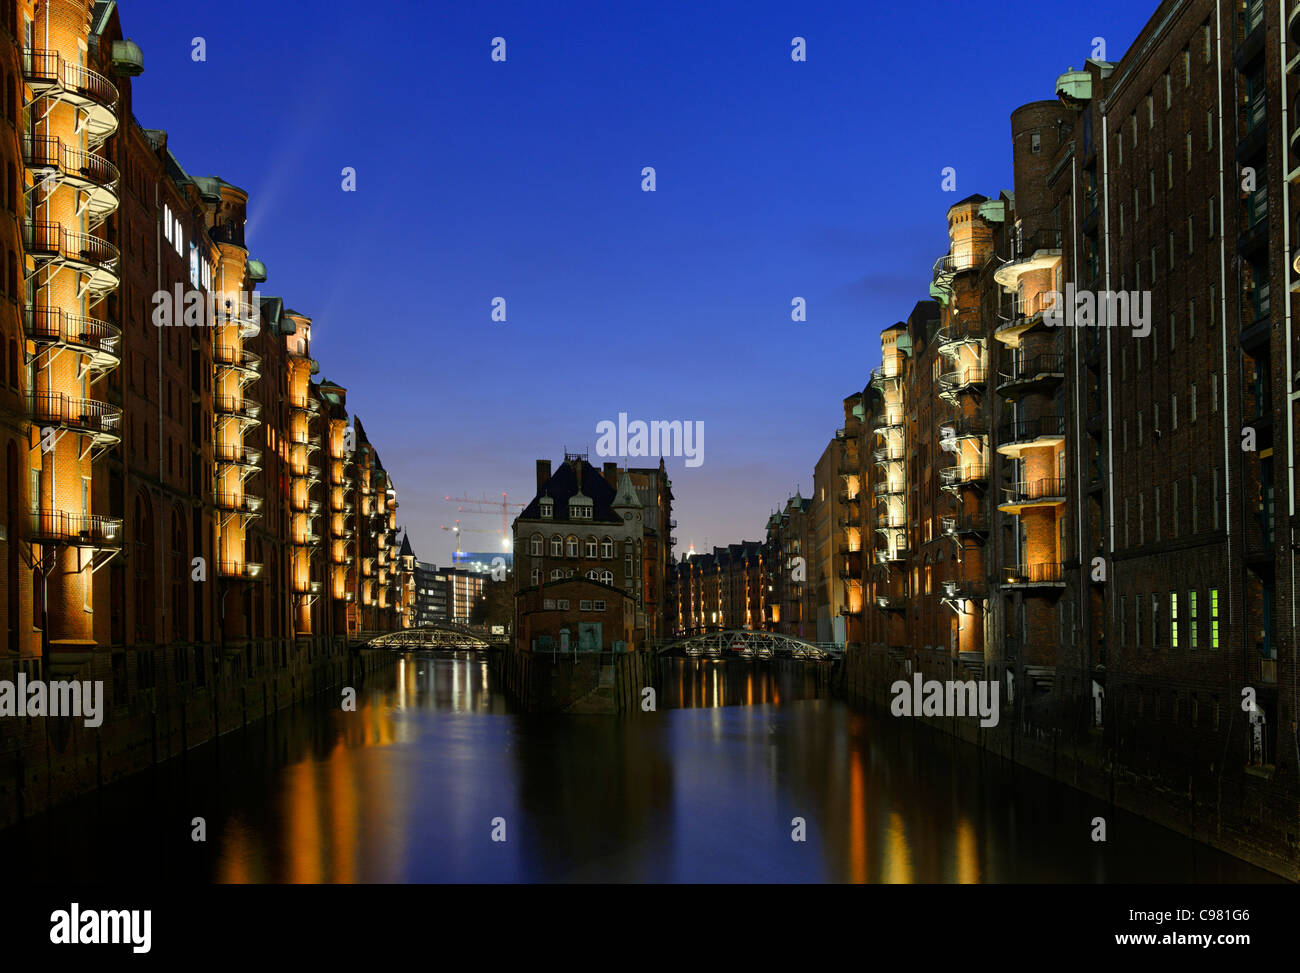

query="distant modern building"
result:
[451,550,513,577]
[414,560,449,627]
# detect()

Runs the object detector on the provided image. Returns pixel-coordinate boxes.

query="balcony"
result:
[214,393,262,425]
[215,444,261,471]
[938,364,987,399]
[22,49,119,144]
[999,477,1067,514]
[938,418,985,452]
[873,478,904,498]
[873,414,904,437]
[28,392,121,446]
[939,462,988,488]
[289,395,321,415]
[874,444,905,465]
[293,579,324,596]
[218,560,264,580]
[215,491,263,516]
[876,595,907,612]
[1000,562,1065,587]
[22,135,119,224]
[941,512,989,536]
[995,289,1057,344]
[289,531,322,547]
[24,221,119,297]
[216,300,261,339]
[997,415,1065,456]
[213,345,261,378]
[1234,1,1266,71]
[996,353,1065,397]
[1236,199,1269,258]
[936,320,988,355]
[940,579,987,602]
[869,364,903,392]
[874,507,906,531]
[29,509,122,548]
[25,306,120,372]
[993,228,1062,290]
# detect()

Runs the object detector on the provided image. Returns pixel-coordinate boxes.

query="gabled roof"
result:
[519,458,623,525]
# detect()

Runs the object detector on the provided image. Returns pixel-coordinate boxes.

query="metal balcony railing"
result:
[999,353,1065,385]
[29,509,122,547]
[1003,477,1067,502]
[1005,228,1062,263]
[25,306,120,360]
[999,415,1066,445]
[23,49,119,113]
[940,462,989,485]
[23,135,119,190]
[28,391,121,436]
[1001,562,1064,585]
[24,221,119,273]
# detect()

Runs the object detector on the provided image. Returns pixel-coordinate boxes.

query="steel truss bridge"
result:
[654,630,843,661]
[364,626,503,650]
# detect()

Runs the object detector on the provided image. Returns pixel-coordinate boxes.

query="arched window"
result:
[601,537,613,558]
[550,569,563,581]
[530,534,543,556]
[565,536,578,557]
[530,568,540,585]
[584,537,597,558]
[600,570,613,585]
[586,570,598,580]
[550,535,562,556]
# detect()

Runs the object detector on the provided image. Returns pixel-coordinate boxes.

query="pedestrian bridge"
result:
[363,626,504,650]
[655,630,843,661]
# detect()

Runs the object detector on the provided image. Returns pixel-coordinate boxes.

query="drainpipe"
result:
[1278,0,1298,769]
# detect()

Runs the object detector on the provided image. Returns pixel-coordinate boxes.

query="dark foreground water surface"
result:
[1,652,1278,882]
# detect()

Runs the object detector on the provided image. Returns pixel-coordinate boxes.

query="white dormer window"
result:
[540,499,553,518]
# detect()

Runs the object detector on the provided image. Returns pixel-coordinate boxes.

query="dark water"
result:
[1,652,1279,882]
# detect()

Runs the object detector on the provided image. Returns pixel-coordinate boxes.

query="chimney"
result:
[603,462,618,488]
[536,459,551,493]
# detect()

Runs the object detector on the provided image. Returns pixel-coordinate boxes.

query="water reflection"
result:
[0,652,1280,883]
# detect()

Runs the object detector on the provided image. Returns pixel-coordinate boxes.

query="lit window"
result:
[1210,589,1220,648]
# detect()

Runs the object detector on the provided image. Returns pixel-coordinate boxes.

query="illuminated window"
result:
[1210,589,1220,649]
[1170,592,1179,649]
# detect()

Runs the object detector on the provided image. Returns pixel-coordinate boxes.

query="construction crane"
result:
[444,493,526,544]
[439,520,496,555]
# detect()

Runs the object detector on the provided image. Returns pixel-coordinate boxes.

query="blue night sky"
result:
[123,0,1151,566]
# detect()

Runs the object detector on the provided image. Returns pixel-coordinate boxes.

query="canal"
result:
[1,652,1278,882]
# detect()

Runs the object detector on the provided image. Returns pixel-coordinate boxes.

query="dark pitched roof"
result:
[398,533,415,559]
[518,458,622,525]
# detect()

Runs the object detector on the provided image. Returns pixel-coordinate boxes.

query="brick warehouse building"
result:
[689,0,1300,875]
[512,453,674,650]
[0,0,414,829]
[845,0,1300,876]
